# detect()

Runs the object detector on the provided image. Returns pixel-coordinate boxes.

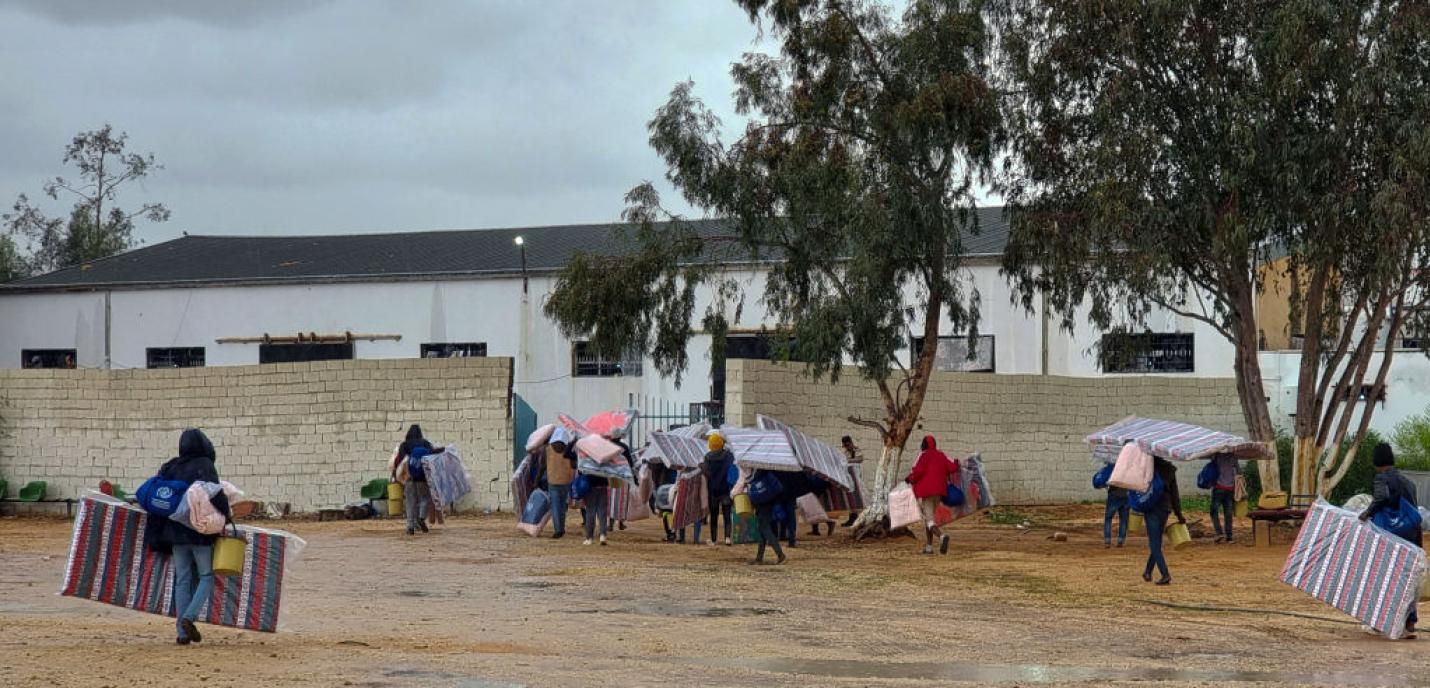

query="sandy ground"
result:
[2,505,1427,688]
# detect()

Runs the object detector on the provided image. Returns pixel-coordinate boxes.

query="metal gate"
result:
[626,393,722,450]
[513,393,538,468]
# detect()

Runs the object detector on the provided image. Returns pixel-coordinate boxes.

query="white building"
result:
[0,209,1314,435]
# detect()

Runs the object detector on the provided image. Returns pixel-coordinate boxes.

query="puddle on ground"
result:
[383,668,522,688]
[568,603,783,618]
[673,657,1425,686]
[508,580,566,589]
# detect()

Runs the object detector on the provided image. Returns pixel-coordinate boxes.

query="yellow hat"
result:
[708,434,725,451]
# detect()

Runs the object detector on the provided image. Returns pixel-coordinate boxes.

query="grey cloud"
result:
[0,0,331,27]
[0,1,773,248]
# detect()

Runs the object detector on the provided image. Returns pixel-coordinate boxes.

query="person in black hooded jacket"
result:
[144,428,231,645]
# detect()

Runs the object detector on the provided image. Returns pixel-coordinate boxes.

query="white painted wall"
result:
[1259,350,1430,441]
[0,263,1250,430]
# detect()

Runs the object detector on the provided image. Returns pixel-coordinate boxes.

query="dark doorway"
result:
[259,342,354,364]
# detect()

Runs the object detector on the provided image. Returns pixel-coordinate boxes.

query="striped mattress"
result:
[1280,499,1428,639]
[756,414,854,490]
[1088,416,1270,462]
[60,494,300,633]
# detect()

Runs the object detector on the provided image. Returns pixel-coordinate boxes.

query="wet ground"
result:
[2,505,1426,687]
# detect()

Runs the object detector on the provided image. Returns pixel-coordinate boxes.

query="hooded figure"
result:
[145,428,230,552]
[143,428,231,646]
[905,435,955,555]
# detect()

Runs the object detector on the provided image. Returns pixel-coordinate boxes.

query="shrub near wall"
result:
[0,358,513,513]
[724,359,1249,504]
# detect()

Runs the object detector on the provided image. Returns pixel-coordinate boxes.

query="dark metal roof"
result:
[5,208,1009,291]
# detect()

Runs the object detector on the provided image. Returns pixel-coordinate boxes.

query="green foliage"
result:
[1241,430,1383,504]
[986,508,1029,525]
[1390,409,1430,472]
[545,0,1003,410]
[0,234,24,283]
[990,1,1430,473]
[3,124,168,275]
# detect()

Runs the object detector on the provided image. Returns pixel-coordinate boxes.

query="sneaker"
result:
[407,527,415,536]
[1104,541,1111,548]
[939,534,951,555]
[599,536,607,546]
[176,637,191,646]
[180,618,202,644]
[724,537,732,546]
[583,539,593,546]
[1155,577,1172,586]
[419,522,430,534]
[922,545,934,555]
[618,522,627,531]
[552,531,564,539]
[1116,541,1125,548]
[1215,536,1226,544]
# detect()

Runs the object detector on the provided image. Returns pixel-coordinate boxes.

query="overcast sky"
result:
[0,0,772,246]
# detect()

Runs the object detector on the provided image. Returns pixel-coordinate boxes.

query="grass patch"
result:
[1180,495,1211,512]
[986,508,1031,525]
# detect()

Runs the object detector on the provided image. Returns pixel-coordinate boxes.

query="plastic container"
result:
[1128,512,1144,533]
[734,493,754,517]
[1235,500,1249,518]
[388,497,404,518]
[1165,521,1191,550]
[213,527,247,576]
[1259,491,1288,510]
[387,482,404,501]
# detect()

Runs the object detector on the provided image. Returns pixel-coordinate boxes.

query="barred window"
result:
[146,347,206,368]
[422,342,487,358]
[572,342,642,377]
[1099,332,1194,373]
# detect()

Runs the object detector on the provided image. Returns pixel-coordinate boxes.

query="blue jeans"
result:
[1104,494,1129,544]
[172,544,214,638]
[583,486,609,540]
[1211,488,1235,539]
[548,484,571,535]
[1144,509,1170,580]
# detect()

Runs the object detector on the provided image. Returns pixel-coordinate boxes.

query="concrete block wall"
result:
[724,359,1248,504]
[0,358,514,513]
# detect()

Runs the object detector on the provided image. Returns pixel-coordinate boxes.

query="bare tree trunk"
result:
[852,443,906,537]
[1233,320,1281,493]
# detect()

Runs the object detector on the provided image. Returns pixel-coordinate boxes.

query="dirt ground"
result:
[2,505,1427,688]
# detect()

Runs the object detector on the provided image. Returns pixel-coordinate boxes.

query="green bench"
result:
[2,481,76,517]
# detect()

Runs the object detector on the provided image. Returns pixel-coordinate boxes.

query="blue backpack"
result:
[570,473,591,501]
[406,446,430,481]
[1130,475,1165,514]
[725,463,740,493]
[746,472,784,506]
[136,474,190,517]
[1373,497,1424,540]
[1092,464,1114,490]
[1196,461,1218,490]
[942,483,966,508]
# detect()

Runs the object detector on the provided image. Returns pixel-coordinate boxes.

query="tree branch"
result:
[848,415,890,441]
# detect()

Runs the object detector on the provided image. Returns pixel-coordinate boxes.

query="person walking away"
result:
[747,468,787,566]
[607,428,635,531]
[774,470,812,548]
[1210,453,1238,543]
[906,435,955,555]
[544,428,577,539]
[582,468,610,546]
[702,433,736,546]
[840,436,864,527]
[1104,484,1129,548]
[1144,457,1185,585]
[394,424,442,536]
[1360,442,1421,639]
[143,428,232,645]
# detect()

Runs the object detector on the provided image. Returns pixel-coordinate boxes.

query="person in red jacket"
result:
[906,435,955,555]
